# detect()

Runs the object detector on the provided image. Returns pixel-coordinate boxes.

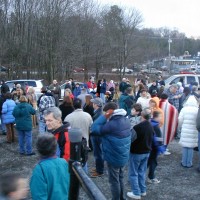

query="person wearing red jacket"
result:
[44,107,70,161]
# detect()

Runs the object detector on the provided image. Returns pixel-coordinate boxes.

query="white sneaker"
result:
[148,178,160,184]
[127,192,141,199]
[141,192,147,197]
[163,151,171,155]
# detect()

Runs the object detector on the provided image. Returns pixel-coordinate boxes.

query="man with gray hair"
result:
[44,107,70,161]
[30,134,70,200]
[165,84,182,110]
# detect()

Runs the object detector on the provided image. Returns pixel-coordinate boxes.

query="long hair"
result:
[63,96,73,107]
[85,95,93,106]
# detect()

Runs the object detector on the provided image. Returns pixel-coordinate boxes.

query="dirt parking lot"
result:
[0,130,200,200]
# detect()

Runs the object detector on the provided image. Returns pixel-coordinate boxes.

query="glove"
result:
[104,109,114,119]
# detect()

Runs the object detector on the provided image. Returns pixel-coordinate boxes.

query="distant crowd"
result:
[0,74,200,200]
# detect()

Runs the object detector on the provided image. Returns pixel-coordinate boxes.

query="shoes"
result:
[127,192,141,199]
[147,178,160,184]
[141,192,147,197]
[90,171,104,178]
[181,163,193,168]
[163,151,171,155]
[26,152,36,156]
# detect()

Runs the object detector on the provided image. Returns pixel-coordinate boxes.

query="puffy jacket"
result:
[179,95,199,148]
[73,87,81,97]
[2,99,16,124]
[119,94,135,116]
[91,109,131,168]
[12,102,36,131]
[100,82,107,94]
[52,123,70,161]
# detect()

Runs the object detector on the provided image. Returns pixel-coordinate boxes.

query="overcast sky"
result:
[101,0,200,38]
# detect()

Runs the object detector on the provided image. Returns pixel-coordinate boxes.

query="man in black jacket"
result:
[0,80,9,95]
[90,98,104,177]
[127,108,154,199]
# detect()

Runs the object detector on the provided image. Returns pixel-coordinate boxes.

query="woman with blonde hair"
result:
[65,88,74,100]
[83,95,94,117]
[26,87,37,128]
[13,95,36,155]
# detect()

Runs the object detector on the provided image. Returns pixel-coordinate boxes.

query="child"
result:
[148,111,164,184]
[129,103,142,129]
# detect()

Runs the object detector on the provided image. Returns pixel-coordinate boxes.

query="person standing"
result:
[90,98,104,177]
[83,95,94,117]
[12,96,36,156]
[30,134,70,200]
[119,78,128,94]
[156,75,165,87]
[92,102,131,200]
[38,88,55,134]
[59,96,74,122]
[44,107,71,161]
[73,82,81,98]
[178,95,199,168]
[77,87,88,108]
[196,106,200,173]
[127,108,154,199]
[2,92,16,143]
[100,79,107,104]
[136,89,151,109]
[159,93,178,155]
[0,94,6,135]
[148,81,158,96]
[0,80,9,95]
[49,80,61,107]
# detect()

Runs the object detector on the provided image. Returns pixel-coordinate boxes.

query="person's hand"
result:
[104,109,114,119]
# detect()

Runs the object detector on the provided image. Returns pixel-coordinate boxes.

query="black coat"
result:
[59,104,74,121]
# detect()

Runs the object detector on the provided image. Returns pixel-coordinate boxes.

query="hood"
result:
[183,95,199,108]
[150,97,160,109]
[113,109,127,116]
[151,119,159,127]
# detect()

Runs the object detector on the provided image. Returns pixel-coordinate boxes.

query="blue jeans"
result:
[100,93,105,103]
[198,132,200,170]
[91,136,104,174]
[107,163,125,200]
[129,153,149,196]
[39,121,46,134]
[0,115,6,132]
[182,147,193,167]
[17,130,32,154]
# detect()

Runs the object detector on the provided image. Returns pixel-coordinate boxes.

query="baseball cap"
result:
[90,98,103,107]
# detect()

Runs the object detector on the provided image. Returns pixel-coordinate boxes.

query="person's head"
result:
[141,107,151,120]
[85,95,93,106]
[36,134,57,158]
[53,80,57,85]
[63,96,73,106]
[73,98,82,109]
[183,87,191,96]
[103,102,118,112]
[151,90,157,97]
[169,84,178,94]
[91,97,103,110]
[41,86,47,93]
[122,78,126,82]
[75,83,80,88]
[125,87,133,95]
[160,93,168,100]
[0,173,28,200]
[153,111,162,123]
[1,80,5,84]
[149,99,156,108]
[192,85,198,92]
[27,86,35,94]
[110,80,114,84]
[44,107,62,131]
[131,103,142,116]
[140,89,147,97]
[152,81,156,86]
[177,82,182,89]
[65,88,72,96]
[69,78,73,82]
[5,92,12,100]
[16,84,21,89]
[19,95,28,103]
[158,75,162,80]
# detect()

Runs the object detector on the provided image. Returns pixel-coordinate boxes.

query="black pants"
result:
[148,150,158,180]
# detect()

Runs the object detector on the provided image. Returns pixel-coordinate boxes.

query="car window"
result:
[6,82,14,90]
[186,76,195,85]
[60,84,66,89]
[170,77,183,85]
[27,81,37,87]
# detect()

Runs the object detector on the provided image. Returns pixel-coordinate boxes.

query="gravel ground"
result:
[0,130,200,200]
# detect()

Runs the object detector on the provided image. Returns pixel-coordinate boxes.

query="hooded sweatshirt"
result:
[150,97,164,127]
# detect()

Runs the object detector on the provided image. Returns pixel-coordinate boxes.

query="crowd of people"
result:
[0,74,200,200]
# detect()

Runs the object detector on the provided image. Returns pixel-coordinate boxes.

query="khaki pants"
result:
[6,123,15,143]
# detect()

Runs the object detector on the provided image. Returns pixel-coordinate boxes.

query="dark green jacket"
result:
[12,102,36,131]
[119,94,135,116]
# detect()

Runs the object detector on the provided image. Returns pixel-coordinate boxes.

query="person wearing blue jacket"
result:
[91,102,131,200]
[100,79,107,104]
[2,92,16,143]
[73,83,81,97]
[30,134,69,200]
[12,95,36,155]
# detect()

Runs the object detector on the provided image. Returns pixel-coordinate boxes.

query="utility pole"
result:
[168,36,172,74]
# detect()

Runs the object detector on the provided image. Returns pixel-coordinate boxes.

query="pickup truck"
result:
[111,67,133,74]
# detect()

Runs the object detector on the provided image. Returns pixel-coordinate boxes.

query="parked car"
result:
[111,67,133,74]
[5,79,44,99]
[73,68,85,73]
[141,68,162,75]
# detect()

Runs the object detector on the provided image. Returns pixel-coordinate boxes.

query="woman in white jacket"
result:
[178,95,199,168]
